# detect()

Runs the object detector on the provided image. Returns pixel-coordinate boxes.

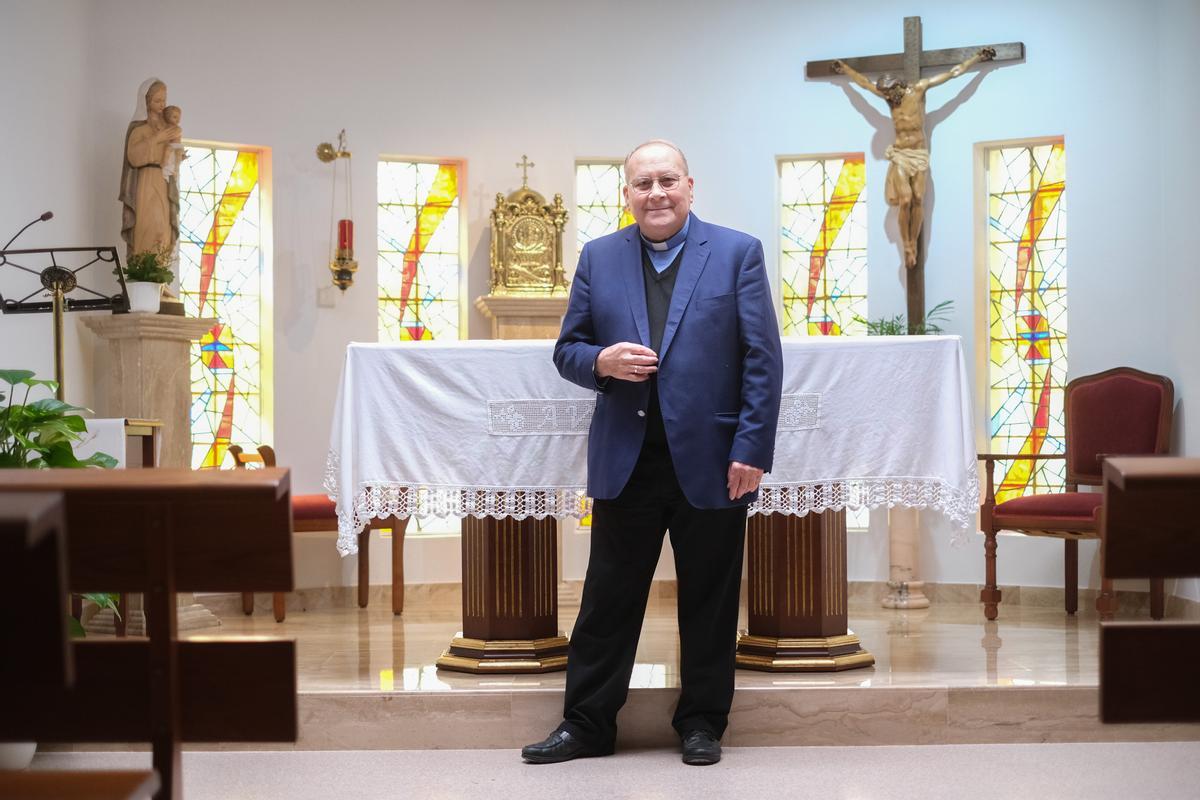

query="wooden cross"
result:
[807,17,1024,331]
[806,17,1023,82]
[515,154,535,188]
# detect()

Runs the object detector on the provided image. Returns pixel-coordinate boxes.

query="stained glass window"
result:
[986,141,1067,502]
[572,163,634,531]
[378,160,462,342]
[178,145,270,470]
[779,156,868,336]
[575,162,635,255]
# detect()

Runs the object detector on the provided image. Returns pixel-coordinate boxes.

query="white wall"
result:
[2,0,1197,592]
[0,0,100,411]
[1157,0,1200,602]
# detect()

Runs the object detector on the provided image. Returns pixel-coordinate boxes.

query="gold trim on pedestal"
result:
[436,633,569,674]
[735,630,875,672]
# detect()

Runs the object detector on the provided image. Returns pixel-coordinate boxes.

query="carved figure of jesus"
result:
[833,47,994,268]
[161,105,185,181]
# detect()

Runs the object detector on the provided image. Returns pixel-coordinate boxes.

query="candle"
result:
[337,219,354,251]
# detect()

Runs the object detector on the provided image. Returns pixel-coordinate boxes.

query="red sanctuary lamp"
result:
[318,129,356,291]
[331,217,358,291]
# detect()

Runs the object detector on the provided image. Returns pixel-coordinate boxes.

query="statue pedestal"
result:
[82,313,215,469]
[82,312,220,632]
[474,294,567,340]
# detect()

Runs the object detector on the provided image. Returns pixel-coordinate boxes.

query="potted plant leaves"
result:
[0,369,119,768]
[114,246,175,314]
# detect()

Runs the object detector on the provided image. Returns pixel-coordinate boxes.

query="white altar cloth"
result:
[325,337,979,555]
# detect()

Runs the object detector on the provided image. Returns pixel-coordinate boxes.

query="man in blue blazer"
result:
[522,140,783,766]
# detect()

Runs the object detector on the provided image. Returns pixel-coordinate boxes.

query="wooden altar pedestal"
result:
[436,515,568,674]
[736,510,875,672]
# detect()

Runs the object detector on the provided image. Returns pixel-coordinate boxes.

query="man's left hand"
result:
[727,461,764,501]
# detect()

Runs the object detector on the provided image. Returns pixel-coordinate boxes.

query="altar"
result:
[325,336,978,672]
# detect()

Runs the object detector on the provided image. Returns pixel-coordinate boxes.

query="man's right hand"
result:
[596,342,658,382]
[831,59,845,74]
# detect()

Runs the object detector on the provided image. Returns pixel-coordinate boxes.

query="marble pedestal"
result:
[82,313,215,469]
[82,312,221,632]
[882,507,931,609]
[474,294,568,340]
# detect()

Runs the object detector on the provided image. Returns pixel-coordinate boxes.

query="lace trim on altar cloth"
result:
[324,451,982,556]
[753,469,982,547]
[330,483,591,556]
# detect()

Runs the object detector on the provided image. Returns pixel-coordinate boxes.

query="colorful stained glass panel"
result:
[378,160,462,342]
[178,145,269,470]
[986,142,1068,502]
[779,156,868,336]
[575,162,635,255]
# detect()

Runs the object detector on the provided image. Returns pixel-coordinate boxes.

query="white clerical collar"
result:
[640,217,690,251]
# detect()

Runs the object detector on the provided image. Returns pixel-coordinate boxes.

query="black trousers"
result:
[559,440,747,749]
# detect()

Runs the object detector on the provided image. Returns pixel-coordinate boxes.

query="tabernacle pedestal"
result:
[474,294,567,340]
[737,510,874,672]
[436,515,568,673]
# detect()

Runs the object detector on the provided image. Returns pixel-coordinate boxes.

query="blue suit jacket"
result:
[553,213,784,509]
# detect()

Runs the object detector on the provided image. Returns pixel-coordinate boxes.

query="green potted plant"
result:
[0,370,118,468]
[0,369,119,768]
[854,299,955,336]
[114,246,175,314]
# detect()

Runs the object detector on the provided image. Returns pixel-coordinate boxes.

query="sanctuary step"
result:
[48,586,1200,752]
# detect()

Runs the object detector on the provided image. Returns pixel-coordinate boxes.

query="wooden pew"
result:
[0,492,160,799]
[1099,457,1200,723]
[0,469,298,799]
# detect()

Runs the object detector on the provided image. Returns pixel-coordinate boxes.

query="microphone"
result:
[3,211,54,251]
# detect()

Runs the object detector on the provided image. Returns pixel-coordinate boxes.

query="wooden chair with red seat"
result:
[979,367,1174,621]
[228,444,408,621]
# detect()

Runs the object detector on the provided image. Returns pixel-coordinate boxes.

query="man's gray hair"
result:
[623,139,690,177]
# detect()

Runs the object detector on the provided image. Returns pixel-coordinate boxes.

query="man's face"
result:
[623,144,693,241]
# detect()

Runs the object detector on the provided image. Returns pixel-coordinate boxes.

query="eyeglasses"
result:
[628,174,685,194]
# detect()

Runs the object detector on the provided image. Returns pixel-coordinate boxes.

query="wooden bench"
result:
[1,491,160,799]
[1100,457,1200,723]
[0,469,298,799]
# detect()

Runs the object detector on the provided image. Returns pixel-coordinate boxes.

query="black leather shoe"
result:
[521,729,610,764]
[681,730,721,765]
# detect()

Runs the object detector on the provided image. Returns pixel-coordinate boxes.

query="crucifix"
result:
[808,17,1023,332]
[515,154,535,188]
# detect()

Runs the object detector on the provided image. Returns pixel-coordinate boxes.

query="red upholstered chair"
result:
[979,367,1174,621]
[229,445,407,622]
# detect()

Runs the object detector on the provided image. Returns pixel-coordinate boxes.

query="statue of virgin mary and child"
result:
[119,77,183,263]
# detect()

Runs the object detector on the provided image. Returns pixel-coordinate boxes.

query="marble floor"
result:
[155,585,1200,750]
[197,585,1097,694]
